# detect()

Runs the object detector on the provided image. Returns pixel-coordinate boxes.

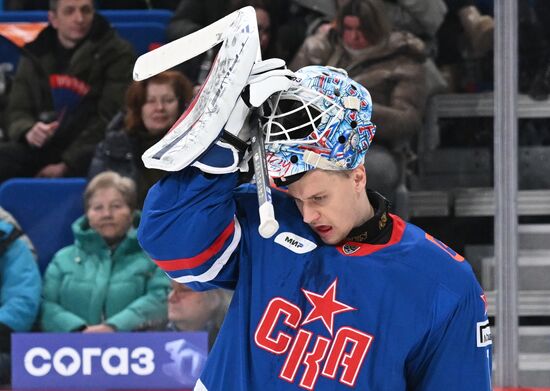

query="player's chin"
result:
[318,231,345,245]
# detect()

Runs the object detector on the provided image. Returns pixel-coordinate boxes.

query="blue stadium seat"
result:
[102,9,173,25]
[0,178,87,273]
[0,11,47,22]
[113,21,166,55]
[0,19,166,56]
[0,33,20,74]
[0,9,172,24]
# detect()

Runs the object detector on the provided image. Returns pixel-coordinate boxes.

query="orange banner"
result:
[0,22,46,47]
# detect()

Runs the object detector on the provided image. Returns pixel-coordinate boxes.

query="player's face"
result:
[87,187,133,245]
[168,282,219,330]
[49,0,94,49]
[142,82,180,137]
[287,166,370,245]
[342,15,369,50]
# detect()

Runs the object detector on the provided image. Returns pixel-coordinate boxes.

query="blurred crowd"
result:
[0,0,548,386]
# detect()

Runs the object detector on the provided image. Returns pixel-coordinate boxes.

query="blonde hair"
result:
[84,171,137,212]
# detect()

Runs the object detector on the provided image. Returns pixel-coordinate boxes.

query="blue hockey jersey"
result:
[138,168,492,390]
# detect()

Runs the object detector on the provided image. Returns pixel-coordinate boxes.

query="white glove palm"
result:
[193,59,295,174]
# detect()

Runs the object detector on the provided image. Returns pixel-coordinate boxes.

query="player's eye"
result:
[292,197,303,206]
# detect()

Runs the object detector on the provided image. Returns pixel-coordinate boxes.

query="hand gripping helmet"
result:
[262,65,376,185]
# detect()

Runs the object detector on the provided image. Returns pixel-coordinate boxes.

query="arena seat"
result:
[0,177,87,273]
[0,20,166,58]
[0,10,47,22]
[101,9,173,25]
[113,21,166,54]
[0,9,173,24]
[0,33,21,82]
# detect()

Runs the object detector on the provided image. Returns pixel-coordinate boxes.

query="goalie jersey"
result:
[138,168,492,391]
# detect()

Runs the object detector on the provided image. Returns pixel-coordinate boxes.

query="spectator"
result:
[290,0,427,207]
[166,281,232,349]
[241,0,277,58]
[233,0,322,61]
[0,207,41,385]
[167,0,300,80]
[0,0,135,183]
[275,0,336,64]
[88,71,194,206]
[436,1,494,92]
[40,171,170,333]
[454,1,493,58]
[382,0,448,55]
[165,0,242,83]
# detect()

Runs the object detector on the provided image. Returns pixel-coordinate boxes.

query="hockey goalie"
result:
[136,6,493,391]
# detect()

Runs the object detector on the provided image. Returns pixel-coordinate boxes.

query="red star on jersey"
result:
[301,279,356,336]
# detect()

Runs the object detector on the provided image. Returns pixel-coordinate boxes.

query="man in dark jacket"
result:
[0,0,135,182]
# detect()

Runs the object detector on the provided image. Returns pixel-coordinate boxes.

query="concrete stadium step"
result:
[519,225,550,251]
[466,224,550,257]
[493,354,550,388]
[430,92,550,119]
[407,188,550,218]
[413,148,491,190]
[465,237,550,292]
[519,327,550,355]
[492,326,550,354]
[517,353,550,388]
[485,291,550,317]
[454,188,550,216]
[478,250,550,291]
[407,190,450,217]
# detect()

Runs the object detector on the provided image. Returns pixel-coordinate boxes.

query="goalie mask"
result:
[262,65,376,185]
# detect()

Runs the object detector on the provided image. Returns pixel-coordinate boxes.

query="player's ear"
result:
[351,165,367,192]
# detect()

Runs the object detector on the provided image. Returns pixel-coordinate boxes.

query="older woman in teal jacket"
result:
[40,172,170,332]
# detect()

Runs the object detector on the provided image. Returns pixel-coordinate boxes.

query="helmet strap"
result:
[303,150,339,170]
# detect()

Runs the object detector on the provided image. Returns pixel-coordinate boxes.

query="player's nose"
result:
[301,204,320,224]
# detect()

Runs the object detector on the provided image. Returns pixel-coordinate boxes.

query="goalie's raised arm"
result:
[137,58,295,285]
[137,167,242,291]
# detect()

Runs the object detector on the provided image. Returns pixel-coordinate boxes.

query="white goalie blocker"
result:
[133,6,292,238]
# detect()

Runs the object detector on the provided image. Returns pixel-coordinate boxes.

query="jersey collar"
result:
[337,190,406,256]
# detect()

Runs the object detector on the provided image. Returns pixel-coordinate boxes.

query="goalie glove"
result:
[192,58,295,174]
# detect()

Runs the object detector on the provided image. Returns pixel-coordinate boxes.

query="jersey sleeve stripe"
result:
[152,219,235,271]
[173,217,242,283]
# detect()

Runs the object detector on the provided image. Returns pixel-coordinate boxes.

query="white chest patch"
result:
[274,232,317,254]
